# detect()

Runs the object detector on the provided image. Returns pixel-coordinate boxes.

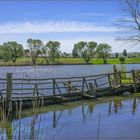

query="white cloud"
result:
[0,20,119,34]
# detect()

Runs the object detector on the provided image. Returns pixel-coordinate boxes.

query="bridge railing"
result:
[0,70,140,100]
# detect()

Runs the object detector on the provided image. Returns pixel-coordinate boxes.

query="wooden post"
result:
[94,79,98,88]
[108,74,111,87]
[33,84,39,96]
[118,71,122,85]
[53,79,56,96]
[82,77,85,95]
[88,82,96,97]
[132,70,137,92]
[6,73,12,111]
[68,81,72,93]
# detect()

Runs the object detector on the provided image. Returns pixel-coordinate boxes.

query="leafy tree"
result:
[46,41,61,62]
[88,41,97,58]
[1,42,24,63]
[0,46,2,60]
[72,41,85,58]
[42,45,49,64]
[119,56,125,64]
[27,38,43,65]
[0,45,10,62]
[72,41,97,63]
[96,43,111,64]
[56,51,62,61]
[123,49,127,57]
[24,49,30,57]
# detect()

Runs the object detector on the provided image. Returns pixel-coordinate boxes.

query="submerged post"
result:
[6,73,13,111]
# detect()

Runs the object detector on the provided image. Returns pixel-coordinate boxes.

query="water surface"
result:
[0,64,139,78]
[0,95,140,140]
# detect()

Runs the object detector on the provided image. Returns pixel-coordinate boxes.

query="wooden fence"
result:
[1,70,140,110]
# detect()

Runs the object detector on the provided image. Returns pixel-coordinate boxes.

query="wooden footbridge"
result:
[1,70,140,111]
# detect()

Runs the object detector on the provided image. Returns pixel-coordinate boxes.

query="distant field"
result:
[60,58,140,64]
[0,57,140,66]
[92,58,140,64]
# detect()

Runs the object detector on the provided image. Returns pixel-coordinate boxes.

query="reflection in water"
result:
[30,115,38,139]
[113,97,122,113]
[88,102,94,114]
[0,97,140,139]
[81,102,94,122]
[53,111,56,128]
[108,100,112,115]
[68,108,72,115]
[6,122,12,140]
[132,98,137,114]
[81,104,87,122]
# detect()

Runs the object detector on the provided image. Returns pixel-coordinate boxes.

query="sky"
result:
[0,0,138,53]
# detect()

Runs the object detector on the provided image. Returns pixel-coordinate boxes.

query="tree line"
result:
[0,39,112,64]
[72,41,111,64]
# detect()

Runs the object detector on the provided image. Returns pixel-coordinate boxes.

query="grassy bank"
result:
[0,57,140,66]
[92,58,140,64]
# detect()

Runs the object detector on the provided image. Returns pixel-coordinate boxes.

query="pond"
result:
[0,64,138,97]
[0,64,140,78]
[0,95,140,140]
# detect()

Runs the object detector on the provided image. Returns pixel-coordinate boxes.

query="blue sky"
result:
[0,0,137,53]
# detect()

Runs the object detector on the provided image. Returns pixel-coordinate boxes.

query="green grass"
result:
[58,58,85,64]
[92,58,140,64]
[0,57,140,66]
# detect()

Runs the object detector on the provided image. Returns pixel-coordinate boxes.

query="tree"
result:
[24,49,30,57]
[96,43,111,64]
[72,41,97,63]
[123,49,127,57]
[0,45,10,62]
[0,45,3,60]
[117,0,140,44]
[46,41,60,62]
[115,53,119,58]
[42,45,49,64]
[87,41,97,58]
[27,38,43,65]
[1,42,24,63]
[72,41,85,58]
[119,56,125,64]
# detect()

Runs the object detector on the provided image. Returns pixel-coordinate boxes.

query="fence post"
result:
[108,74,111,87]
[6,73,12,111]
[88,82,96,97]
[53,79,56,96]
[132,70,137,92]
[82,77,85,95]
[33,84,39,96]
[118,71,122,85]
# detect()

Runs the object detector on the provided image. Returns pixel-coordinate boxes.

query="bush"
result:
[119,56,125,64]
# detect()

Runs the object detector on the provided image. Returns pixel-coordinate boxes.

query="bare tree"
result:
[117,0,140,44]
